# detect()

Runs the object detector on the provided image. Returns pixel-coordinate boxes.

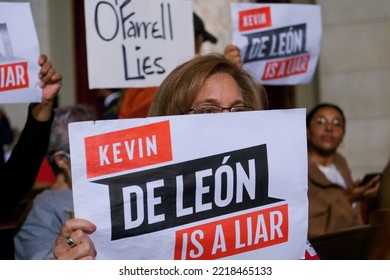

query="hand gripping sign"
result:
[231,3,322,85]
[69,109,308,259]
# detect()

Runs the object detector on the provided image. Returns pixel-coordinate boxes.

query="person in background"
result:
[193,12,218,54]
[117,86,156,119]
[0,108,14,165]
[118,12,242,119]
[14,105,96,259]
[96,88,121,120]
[0,54,62,223]
[306,103,380,237]
[51,53,268,260]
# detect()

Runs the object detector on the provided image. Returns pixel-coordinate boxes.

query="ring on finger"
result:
[66,236,76,248]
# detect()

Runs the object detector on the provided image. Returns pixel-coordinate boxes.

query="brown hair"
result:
[148,53,267,117]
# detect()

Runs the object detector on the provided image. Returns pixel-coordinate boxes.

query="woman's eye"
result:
[203,109,214,113]
[200,107,217,113]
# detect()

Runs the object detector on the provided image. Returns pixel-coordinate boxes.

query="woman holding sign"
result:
[52,54,267,260]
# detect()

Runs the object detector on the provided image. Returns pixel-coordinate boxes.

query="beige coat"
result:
[308,153,362,237]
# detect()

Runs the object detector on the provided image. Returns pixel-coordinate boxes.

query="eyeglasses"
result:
[315,117,343,127]
[188,104,254,114]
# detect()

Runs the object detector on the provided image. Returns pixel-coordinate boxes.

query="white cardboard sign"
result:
[0,2,41,104]
[84,0,194,89]
[232,3,322,85]
[69,109,308,260]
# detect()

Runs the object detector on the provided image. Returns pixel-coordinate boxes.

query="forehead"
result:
[313,106,343,119]
[195,72,243,101]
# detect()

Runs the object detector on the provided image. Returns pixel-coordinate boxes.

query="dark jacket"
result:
[0,113,14,165]
[0,105,53,222]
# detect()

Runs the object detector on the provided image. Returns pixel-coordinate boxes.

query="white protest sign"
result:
[69,109,308,260]
[232,3,322,85]
[0,2,41,103]
[84,0,194,89]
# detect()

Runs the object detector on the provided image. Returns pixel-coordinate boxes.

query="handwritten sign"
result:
[232,3,322,85]
[84,0,194,89]
[69,109,308,259]
[0,2,41,104]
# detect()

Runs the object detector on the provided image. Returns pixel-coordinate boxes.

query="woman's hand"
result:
[345,175,381,203]
[38,54,63,102]
[53,218,97,260]
[223,44,242,68]
[31,54,63,122]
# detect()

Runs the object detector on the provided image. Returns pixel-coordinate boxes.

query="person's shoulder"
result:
[334,152,347,160]
[333,152,350,167]
[34,189,72,204]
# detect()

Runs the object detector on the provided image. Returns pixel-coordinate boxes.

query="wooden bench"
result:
[309,221,388,260]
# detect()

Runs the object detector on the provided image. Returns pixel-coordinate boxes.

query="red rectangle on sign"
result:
[0,61,29,92]
[239,7,272,32]
[174,204,288,260]
[85,120,172,178]
[262,53,310,81]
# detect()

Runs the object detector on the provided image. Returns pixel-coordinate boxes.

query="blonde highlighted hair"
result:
[148,53,267,117]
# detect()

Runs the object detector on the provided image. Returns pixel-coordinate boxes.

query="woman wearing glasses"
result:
[52,54,268,260]
[306,103,380,237]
